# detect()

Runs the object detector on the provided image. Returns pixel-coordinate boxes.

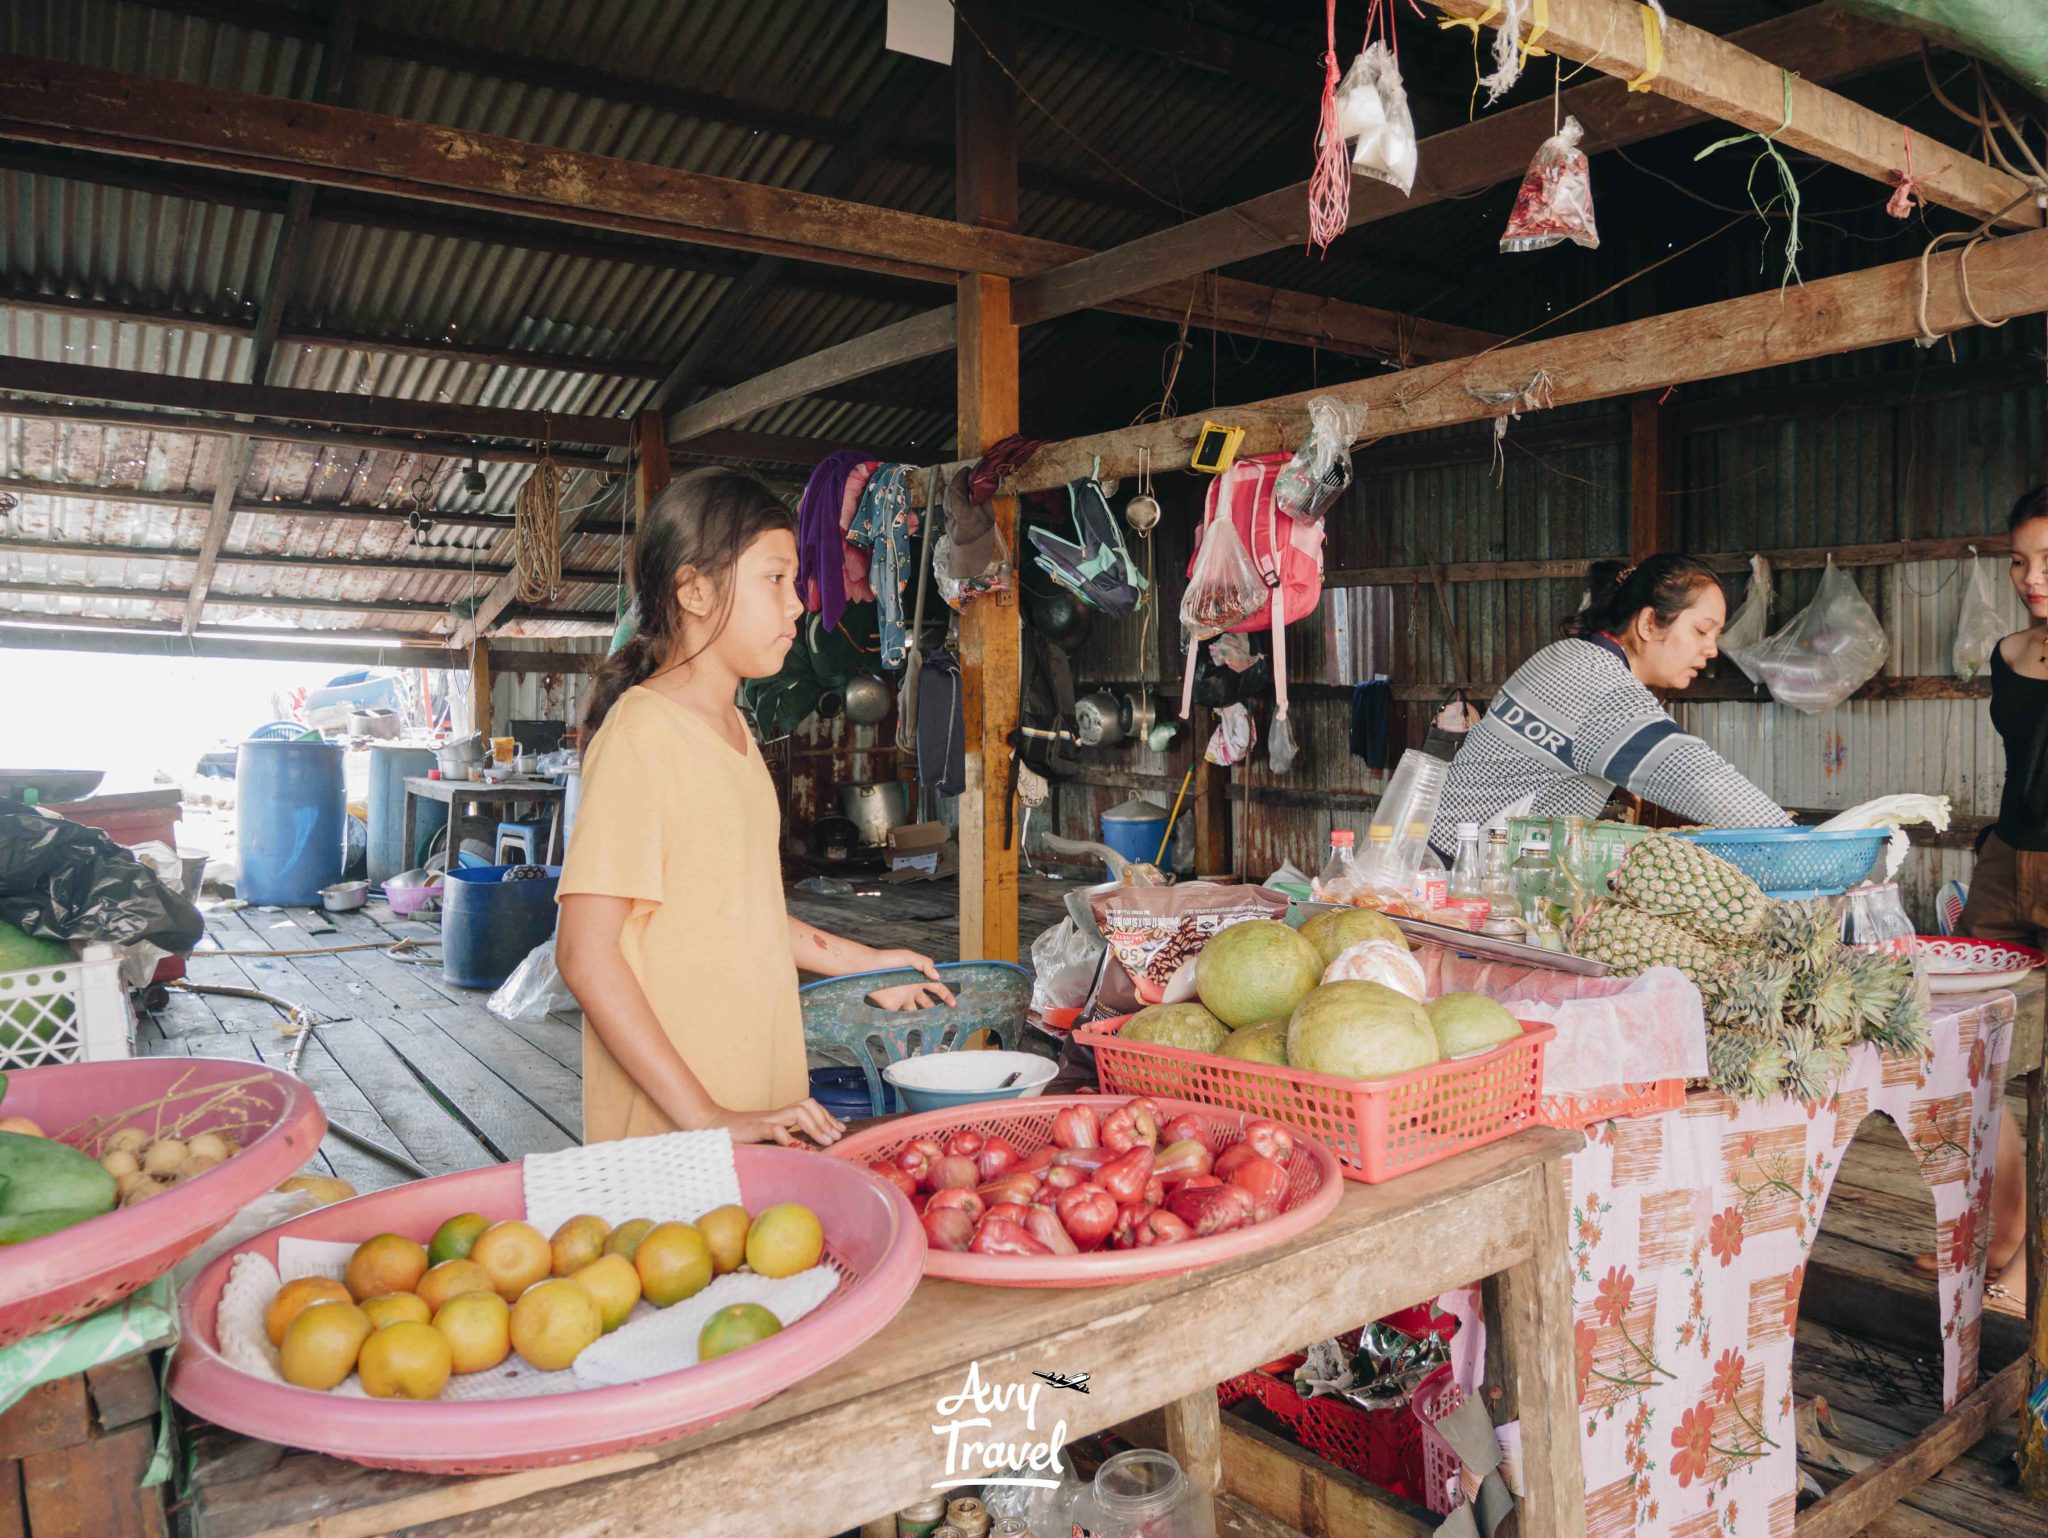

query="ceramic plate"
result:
[1912,936,2047,994]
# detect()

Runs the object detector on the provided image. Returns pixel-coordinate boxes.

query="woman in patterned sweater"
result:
[1431,555,1792,852]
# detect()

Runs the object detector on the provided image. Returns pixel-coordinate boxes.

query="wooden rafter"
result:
[1435,0,2041,229]
[915,223,2048,495]
[0,534,616,587]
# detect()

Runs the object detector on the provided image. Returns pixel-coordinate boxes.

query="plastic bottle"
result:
[1481,827,1519,934]
[1557,816,1595,919]
[1404,821,1448,914]
[1449,823,1489,929]
[1511,827,1557,929]
[1314,829,1358,902]
[1359,824,1396,899]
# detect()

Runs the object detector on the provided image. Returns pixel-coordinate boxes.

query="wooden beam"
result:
[0,622,456,668]
[0,474,208,513]
[183,434,250,636]
[0,534,615,587]
[938,223,2048,494]
[1628,393,1677,564]
[0,357,633,447]
[1437,0,2040,229]
[1009,6,1925,330]
[632,408,669,535]
[0,577,467,618]
[468,637,493,739]
[1325,534,2014,590]
[955,0,1022,968]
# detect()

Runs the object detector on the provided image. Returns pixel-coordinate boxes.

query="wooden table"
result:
[179,1129,1586,1538]
[400,777,565,872]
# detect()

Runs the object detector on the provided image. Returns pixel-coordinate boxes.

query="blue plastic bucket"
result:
[1100,798,1171,878]
[366,743,440,884]
[236,739,346,905]
[441,865,561,989]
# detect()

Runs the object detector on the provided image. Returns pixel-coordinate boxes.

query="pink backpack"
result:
[1179,453,1326,724]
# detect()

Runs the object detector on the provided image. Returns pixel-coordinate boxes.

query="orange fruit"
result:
[744,1204,825,1279]
[634,1223,713,1307]
[361,1292,432,1331]
[274,1174,356,1207]
[550,1214,611,1278]
[604,1218,655,1261]
[432,1291,512,1374]
[265,1276,352,1347]
[696,1205,750,1276]
[428,1211,491,1267]
[469,1220,551,1302]
[344,1234,430,1302]
[417,1258,495,1314]
[698,1302,782,1361]
[357,1320,452,1400]
[509,1279,603,1371]
[570,1254,641,1333]
[279,1301,373,1391]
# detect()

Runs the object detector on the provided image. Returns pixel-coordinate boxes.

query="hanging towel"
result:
[1350,678,1392,769]
[915,648,966,796]
[797,449,874,631]
[968,434,1045,502]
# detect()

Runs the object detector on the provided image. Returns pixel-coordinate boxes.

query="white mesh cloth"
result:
[522,1129,744,1234]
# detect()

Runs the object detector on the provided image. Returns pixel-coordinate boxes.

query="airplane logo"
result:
[1033,1370,1090,1394]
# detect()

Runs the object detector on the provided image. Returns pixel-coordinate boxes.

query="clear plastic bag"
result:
[1275,396,1369,522]
[1745,557,1890,713]
[1339,43,1416,195]
[488,936,578,1022]
[1205,702,1256,766]
[1501,117,1599,253]
[1269,711,1299,775]
[1720,554,1773,682]
[1029,916,1103,1015]
[1180,515,1268,638]
[1953,552,2006,680]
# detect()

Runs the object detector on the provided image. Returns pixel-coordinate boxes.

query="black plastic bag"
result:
[0,802,203,952]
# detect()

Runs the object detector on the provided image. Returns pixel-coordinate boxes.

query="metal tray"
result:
[1293,900,1612,977]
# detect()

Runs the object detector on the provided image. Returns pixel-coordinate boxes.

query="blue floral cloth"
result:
[845,464,919,668]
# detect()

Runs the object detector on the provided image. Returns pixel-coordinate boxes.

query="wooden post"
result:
[1193,737,1229,878]
[633,407,670,534]
[468,639,493,740]
[954,0,1021,963]
[1628,392,1676,563]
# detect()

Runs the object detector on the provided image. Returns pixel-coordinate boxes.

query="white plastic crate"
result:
[0,944,133,1070]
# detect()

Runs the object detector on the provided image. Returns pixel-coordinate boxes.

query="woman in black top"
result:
[1950,485,2048,1299]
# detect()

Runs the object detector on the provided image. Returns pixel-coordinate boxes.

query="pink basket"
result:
[1412,1363,1466,1516]
[1537,1078,1685,1130]
[1076,1017,1552,1185]
[169,1146,925,1473]
[828,1095,1344,1287]
[0,1059,325,1348]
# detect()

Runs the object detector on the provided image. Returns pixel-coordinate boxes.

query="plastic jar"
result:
[1068,1449,1214,1538]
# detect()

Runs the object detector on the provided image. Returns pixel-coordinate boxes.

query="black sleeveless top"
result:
[1990,642,2048,851]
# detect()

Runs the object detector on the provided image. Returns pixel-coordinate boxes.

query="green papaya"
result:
[0,1130,116,1244]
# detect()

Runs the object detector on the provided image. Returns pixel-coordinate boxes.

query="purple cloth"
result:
[798,449,874,632]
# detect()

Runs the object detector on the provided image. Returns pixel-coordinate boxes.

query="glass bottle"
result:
[1481,827,1520,934]
[1511,826,1557,929]
[1405,821,1448,914]
[1068,1449,1214,1538]
[1449,822,1488,928]
[1556,817,1595,920]
[1314,829,1357,902]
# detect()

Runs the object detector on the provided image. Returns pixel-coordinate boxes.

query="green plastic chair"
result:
[799,960,1032,1117]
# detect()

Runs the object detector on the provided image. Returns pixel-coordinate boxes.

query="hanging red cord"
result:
[1307,0,1350,252]
[1886,126,1921,219]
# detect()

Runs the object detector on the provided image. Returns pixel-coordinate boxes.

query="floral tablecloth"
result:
[1565,991,2013,1538]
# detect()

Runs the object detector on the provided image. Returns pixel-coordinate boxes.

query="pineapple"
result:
[1843,949,1910,1038]
[1758,899,1839,972]
[1707,1026,1793,1102]
[1702,956,1793,1032]
[1784,961,1860,1051]
[1570,901,1729,983]
[1779,1020,1849,1103]
[1610,836,1767,943]
[1868,979,1932,1057]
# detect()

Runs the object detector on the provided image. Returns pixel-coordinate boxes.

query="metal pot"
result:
[841,674,893,725]
[838,781,911,846]
[1075,691,1126,748]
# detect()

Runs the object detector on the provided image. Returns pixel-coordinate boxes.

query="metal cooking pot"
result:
[1075,691,1126,748]
[838,781,911,846]
[841,675,892,725]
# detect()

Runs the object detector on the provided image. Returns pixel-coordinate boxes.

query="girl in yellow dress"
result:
[557,467,949,1146]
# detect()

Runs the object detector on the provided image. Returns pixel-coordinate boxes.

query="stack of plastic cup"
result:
[1369,750,1448,846]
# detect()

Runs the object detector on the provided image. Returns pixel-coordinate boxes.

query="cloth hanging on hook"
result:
[1463,368,1556,481]
[1628,2,1665,92]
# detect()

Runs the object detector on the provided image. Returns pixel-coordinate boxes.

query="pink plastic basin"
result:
[829,1095,1345,1287]
[169,1146,926,1472]
[0,1058,325,1348]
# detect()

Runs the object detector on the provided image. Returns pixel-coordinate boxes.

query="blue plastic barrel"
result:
[236,739,346,905]
[366,743,441,884]
[1099,797,1171,878]
[442,865,561,989]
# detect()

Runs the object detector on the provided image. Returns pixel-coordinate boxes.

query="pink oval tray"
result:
[1913,935,2047,994]
[169,1146,925,1473]
[829,1094,1344,1287]
[0,1058,325,1348]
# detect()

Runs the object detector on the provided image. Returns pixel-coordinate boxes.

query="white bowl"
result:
[881,1050,1059,1112]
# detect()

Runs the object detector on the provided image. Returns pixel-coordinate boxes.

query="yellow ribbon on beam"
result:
[1520,0,1551,63]
[1436,1,1501,37]
[1628,4,1665,92]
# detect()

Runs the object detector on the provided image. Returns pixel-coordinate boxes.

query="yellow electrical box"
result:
[1189,421,1245,475]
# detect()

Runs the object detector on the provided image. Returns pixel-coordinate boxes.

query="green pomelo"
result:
[0,923,75,1055]
[1122,1002,1229,1054]
[1218,1020,1289,1065]
[1195,921,1323,1029]
[1298,908,1408,969]
[1427,993,1524,1058]
[1287,982,1441,1081]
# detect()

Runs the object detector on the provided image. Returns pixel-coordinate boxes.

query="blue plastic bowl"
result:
[881,1050,1058,1114]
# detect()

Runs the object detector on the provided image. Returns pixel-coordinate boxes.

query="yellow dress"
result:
[557,686,806,1142]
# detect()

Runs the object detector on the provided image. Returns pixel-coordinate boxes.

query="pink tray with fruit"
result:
[168,1146,924,1473]
[0,1059,325,1348]
[828,1095,1344,1287]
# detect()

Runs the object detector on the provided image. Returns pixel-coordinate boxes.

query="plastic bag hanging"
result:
[1501,116,1599,252]
[1276,396,1369,522]
[1343,42,1416,195]
[1719,554,1774,683]
[1743,557,1890,713]
[1953,550,2007,680]
[1181,516,1268,638]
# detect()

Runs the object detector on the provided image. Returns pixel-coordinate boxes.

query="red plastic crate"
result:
[1219,1361,1425,1503]
[1075,1015,1552,1184]
[1537,1077,1686,1130]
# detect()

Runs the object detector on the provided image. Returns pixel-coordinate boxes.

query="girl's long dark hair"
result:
[1562,553,1724,641]
[2009,484,2046,531]
[581,466,793,739]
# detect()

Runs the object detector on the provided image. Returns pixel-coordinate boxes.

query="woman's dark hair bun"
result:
[2009,484,2047,533]
[1563,553,1723,641]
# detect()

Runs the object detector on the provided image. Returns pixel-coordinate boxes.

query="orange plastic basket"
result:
[1537,1078,1685,1130]
[1075,1016,1552,1185]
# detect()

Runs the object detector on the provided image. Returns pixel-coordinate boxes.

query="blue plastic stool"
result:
[495,820,548,865]
[799,960,1032,1118]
